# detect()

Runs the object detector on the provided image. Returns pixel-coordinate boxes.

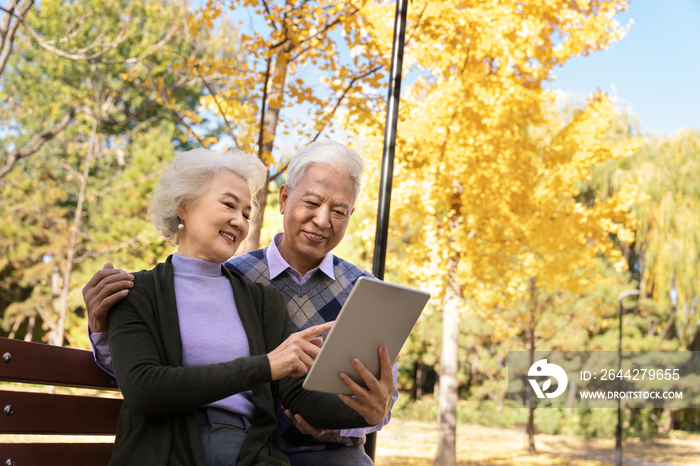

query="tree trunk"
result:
[245,185,270,252]
[689,327,700,351]
[527,277,537,453]
[413,361,423,399]
[662,408,674,433]
[246,38,292,251]
[51,119,97,346]
[0,0,35,77]
[23,314,35,342]
[660,302,677,340]
[8,316,23,339]
[527,403,537,453]
[435,255,461,466]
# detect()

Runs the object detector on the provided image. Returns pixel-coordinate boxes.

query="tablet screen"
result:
[303,277,430,395]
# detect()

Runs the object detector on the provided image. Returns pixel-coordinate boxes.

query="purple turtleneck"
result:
[172,253,255,419]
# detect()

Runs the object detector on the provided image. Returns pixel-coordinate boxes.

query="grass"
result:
[375,420,700,466]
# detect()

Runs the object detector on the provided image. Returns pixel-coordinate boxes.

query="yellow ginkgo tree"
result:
[178,0,399,249]
[350,1,641,464]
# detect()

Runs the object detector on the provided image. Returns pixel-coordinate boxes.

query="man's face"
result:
[277,164,355,274]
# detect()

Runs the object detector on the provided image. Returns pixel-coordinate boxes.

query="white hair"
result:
[149,148,267,245]
[285,141,364,204]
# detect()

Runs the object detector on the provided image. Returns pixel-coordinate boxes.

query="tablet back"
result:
[302,277,430,395]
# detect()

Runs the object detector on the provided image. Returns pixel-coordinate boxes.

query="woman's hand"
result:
[267,322,333,380]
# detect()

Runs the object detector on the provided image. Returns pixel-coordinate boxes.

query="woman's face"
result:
[177,170,252,263]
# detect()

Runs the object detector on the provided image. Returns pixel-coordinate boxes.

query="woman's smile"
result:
[220,231,237,243]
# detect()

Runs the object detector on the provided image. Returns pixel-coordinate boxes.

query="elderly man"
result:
[84,141,397,466]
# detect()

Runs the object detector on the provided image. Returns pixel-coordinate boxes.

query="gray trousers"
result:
[288,443,374,466]
[197,407,251,466]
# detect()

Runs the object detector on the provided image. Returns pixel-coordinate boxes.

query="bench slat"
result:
[3,442,113,466]
[0,337,118,390]
[0,390,122,434]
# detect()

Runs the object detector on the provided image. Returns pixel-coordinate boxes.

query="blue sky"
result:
[545,0,700,135]
[210,0,699,154]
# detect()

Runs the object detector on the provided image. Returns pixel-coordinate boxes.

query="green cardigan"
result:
[107,256,369,466]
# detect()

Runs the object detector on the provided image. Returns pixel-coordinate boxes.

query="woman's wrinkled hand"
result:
[267,322,333,380]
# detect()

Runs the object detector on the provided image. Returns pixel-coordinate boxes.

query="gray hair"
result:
[149,148,267,244]
[285,141,364,204]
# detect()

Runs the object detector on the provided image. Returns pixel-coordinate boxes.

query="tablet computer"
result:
[302,277,430,395]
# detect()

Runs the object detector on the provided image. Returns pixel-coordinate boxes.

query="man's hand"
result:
[282,408,330,438]
[267,322,333,380]
[338,345,395,426]
[82,263,133,333]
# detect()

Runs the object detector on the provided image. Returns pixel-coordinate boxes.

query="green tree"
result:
[588,128,700,349]
[0,0,238,346]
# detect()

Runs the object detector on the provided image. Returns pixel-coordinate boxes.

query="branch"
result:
[0,109,74,179]
[0,100,158,180]
[45,12,91,45]
[124,115,159,139]
[260,0,278,31]
[311,65,382,142]
[196,66,242,149]
[78,101,159,126]
[143,63,206,146]
[405,0,429,48]
[73,23,110,54]
[92,167,165,197]
[0,0,34,75]
[35,304,57,332]
[101,19,179,65]
[0,1,18,46]
[269,160,290,182]
[298,10,355,46]
[0,5,131,61]
[268,7,357,55]
[433,50,471,183]
[660,304,677,340]
[257,56,272,161]
[287,43,313,63]
[73,233,160,264]
[48,154,82,178]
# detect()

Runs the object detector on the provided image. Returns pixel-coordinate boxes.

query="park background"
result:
[1,0,699,464]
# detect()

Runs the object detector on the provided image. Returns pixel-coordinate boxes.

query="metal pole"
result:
[366,0,409,460]
[371,0,409,280]
[616,297,622,466]
[615,290,641,466]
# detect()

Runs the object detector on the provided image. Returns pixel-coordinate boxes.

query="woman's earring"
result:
[178,222,184,231]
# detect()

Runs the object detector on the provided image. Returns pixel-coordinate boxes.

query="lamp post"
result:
[615,290,641,466]
[366,0,409,460]
[372,0,409,280]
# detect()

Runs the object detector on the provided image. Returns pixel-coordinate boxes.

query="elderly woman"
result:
[107,148,369,466]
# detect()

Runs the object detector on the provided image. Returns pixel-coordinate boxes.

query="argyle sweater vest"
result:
[225,248,373,454]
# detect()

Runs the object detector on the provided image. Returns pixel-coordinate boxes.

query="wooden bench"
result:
[0,337,378,464]
[0,337,122,466]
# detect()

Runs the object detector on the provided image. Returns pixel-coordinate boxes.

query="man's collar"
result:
[267,232,335,281]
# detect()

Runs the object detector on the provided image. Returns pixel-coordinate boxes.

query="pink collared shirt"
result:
[266,232,335,285]
[266,233,399,438]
